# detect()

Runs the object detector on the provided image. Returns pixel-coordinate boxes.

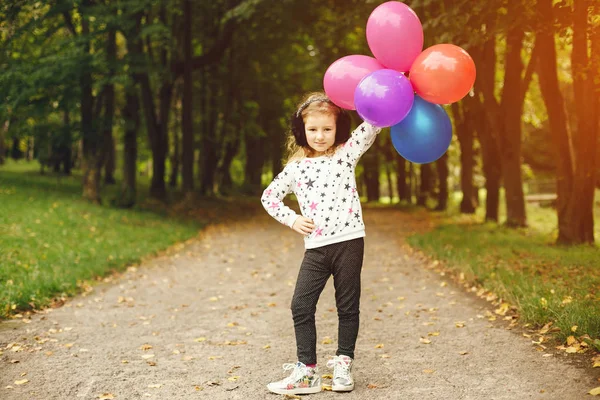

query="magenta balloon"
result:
[323,55,384,110]
[366,1,424,72]
[354,69,415,128]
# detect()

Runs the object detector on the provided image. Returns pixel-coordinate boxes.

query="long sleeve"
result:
[339,121,381,166]
[261,163,299,228]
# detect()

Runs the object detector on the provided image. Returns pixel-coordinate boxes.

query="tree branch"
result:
[521,40,539,102]
[171,18,235,77]
[62,10,77,36]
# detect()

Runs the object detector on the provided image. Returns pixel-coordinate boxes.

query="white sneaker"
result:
[327,355,354,392]
[267,361,322,395]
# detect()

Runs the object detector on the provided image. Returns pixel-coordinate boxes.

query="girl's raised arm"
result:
[339,121,381,166]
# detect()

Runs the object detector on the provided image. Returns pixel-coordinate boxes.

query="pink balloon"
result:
[366,1,424,72]
[323,55,384,110]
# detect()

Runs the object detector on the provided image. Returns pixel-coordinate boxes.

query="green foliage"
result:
[0,159,200,318]
[408,191,600,341]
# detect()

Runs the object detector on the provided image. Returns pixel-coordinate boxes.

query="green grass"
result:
[0,159,201,318]
[407,190,600,344]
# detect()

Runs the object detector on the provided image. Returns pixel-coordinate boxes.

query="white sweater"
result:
[261,122,381,249]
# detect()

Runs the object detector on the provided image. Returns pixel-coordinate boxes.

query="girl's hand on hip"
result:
[292,216,315,236]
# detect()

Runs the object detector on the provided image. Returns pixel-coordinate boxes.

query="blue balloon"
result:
[390,95,452,164]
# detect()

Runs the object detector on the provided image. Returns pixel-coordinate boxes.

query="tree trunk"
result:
[476,22,502,222]
[452,102,477,214]
[170,97,181,189]
[593,4,600,189]
[200,66,219,195]
[217,138,239,194]
[363,151,380,202]
[417,163,432,206]
[385,160,394,201]
[62,108,72,175]
[396,156,409,202]
[535,0,575,243]
[499,8,527,227]
[119,89,140,208]
[565,0,597,244]
[181,0,194,192]
[0,119,8,165]
[408,162,415,203]
[244,130,265,195]
[435,152,449,210]
[472,93,501,222]
[80,6,102,204]
[103,27,117,185]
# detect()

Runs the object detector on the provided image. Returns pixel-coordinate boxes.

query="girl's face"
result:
[304,112,336,156]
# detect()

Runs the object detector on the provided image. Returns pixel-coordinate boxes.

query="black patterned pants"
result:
[291,237,364,365]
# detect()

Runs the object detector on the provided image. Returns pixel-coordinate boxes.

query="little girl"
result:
[261,92,381,395]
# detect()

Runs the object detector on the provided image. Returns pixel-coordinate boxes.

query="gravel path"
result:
[0,207,595,399]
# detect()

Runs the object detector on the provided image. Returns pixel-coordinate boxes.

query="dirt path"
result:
[0,208,595,399]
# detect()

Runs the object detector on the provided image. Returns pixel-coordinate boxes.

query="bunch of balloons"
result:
[323,1,476,164]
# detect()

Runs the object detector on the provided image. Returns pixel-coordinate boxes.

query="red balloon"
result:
[409,44,476,104]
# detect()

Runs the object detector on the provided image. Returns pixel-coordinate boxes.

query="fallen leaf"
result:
[321,384,332,391]
[321,374,333,379]
[375,344,384,348]
[141,354,155,359]
[14,379,28,385]
[494,303,510,316]
[428,332,440,337]
[227,376,240,382]
[98,394,115,400]
[228,366,241,374]
[221,340,247,346]
[423,369,435,374]
[367,383,378,389]
[589,387,600,396]
[420,338,432,344]
[321,337,333,345]
[455,322,465,328]
[565,346,579,354]
[263,344,271,349]
[539,322,552,334]
[140,344,153,351]
[194,337,207,343]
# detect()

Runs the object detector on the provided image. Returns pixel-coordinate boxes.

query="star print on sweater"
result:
[260,121,381,249]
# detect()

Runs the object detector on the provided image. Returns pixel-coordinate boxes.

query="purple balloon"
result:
[354,69,415,128]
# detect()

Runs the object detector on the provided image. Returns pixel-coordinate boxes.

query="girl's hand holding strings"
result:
[292,216,315,236]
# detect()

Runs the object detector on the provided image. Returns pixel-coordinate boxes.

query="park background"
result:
[1,0,600,375]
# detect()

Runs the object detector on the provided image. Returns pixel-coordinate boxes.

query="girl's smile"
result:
[304,113,337,156]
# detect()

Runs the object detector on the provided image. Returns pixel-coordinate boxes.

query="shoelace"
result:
[326,356,350,381]
[281,363,307,383]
